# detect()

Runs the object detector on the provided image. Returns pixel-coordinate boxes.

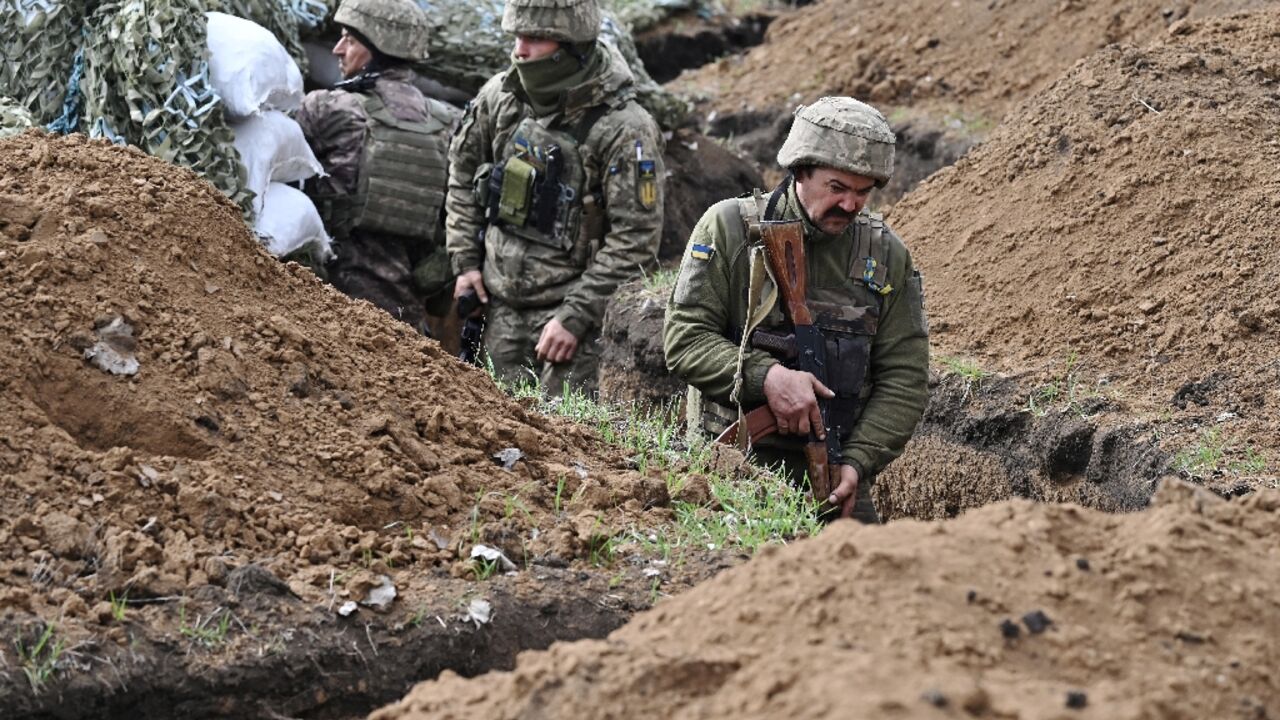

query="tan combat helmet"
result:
[334,0,431,62]
[776,96,896,187]
[502,0,601,44]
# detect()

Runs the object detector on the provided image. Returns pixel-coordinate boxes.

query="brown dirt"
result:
[0,131,706,715]
[674,0,1270,123]
[892,9,1280,479]
[373,478,1280,719]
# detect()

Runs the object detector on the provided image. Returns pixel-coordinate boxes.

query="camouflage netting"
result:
[0,96,35,138]
[412,0,691,127]
[81,0,252,213]
[0,0,87,125]
[607,0,715,32]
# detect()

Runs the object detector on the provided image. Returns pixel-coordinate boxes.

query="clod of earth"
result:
[1022,610,1053,635]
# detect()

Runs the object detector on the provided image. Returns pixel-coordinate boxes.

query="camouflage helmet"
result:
[777,97,896,187]
[502,0,601,44]
[334,0,431,62]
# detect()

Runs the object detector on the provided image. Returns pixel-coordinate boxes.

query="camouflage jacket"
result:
[663,183,930,478]
[297,66,457,246]
[445,42,665,339]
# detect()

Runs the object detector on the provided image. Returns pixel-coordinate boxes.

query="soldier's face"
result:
[514,35,562,62]
[333,29,373,78]
[794,167,877,235]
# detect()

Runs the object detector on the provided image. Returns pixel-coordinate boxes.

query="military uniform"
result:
[446,0,665,394]
[663,97,929,523]
[297,0,460,336]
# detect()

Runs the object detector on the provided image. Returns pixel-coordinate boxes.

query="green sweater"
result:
[663,184,929,478]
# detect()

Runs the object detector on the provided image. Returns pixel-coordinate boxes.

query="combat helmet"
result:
[334,0,431,63]
[502,0,601,44]
[776,97,896,187]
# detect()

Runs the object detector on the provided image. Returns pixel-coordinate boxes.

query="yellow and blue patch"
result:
[690,243,715,261]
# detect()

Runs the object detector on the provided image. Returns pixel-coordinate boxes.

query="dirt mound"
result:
[676,0,1269,122]
[0,132,669,632]
[892,10,1280,452]
[374,479,1280,719]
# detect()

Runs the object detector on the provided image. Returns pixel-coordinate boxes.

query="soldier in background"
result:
[297,0,460,336]
[664,97,930,523]
[446,0,665,394]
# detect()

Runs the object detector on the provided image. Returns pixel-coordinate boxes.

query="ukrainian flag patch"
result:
[690,243,714,261]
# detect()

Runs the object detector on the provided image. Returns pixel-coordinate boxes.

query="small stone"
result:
[1022,610,1053,634]
[920,689,948,707]
[491,447,525,470]
[1075,557,1091,571]
[966,589,977,603]
[1066,691,1088,709]
[999,619,1021,639]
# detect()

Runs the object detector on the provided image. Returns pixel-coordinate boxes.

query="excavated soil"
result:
[893,9,1280,481]
[675,0,1272,122]
[374,479,1280,719]
[0,132,716,717]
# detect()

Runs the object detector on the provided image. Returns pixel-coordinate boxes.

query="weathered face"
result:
[513,34,562,62]
[794,166,877,235]
[333,28,373,78]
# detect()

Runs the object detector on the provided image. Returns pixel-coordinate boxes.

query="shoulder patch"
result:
[634,140,658,210]
[690,243,714,261]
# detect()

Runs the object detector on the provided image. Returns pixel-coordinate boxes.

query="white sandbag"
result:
[254,182,333,261]
[232,110,323,216]
[206,11,304,119]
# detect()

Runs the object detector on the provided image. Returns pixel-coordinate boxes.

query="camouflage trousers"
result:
[482,300,600,397]
[750,445,881,525]
[328,232,443,337]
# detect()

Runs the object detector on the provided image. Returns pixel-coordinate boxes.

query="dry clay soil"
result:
[890,9,1280,480]
[677,0,1272,123]
[377,479,1280,720]
[0,132,726,717]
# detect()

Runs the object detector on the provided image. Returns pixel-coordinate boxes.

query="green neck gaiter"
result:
[513,45,599,116]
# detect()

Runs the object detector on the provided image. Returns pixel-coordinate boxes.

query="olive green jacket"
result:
[663,184,929,478]
[445,42,665,339]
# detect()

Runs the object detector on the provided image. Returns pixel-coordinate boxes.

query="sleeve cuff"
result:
[555,309,590,339]
[451,256,481,276]
[841,449,872,480]
[738,356,777,405]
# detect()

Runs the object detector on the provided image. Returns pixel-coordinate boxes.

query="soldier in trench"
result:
[663,97,930,523]
[446,0,665,395]
[297,0,460,337]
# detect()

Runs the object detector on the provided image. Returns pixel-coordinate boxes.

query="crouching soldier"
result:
[664,97,930,523]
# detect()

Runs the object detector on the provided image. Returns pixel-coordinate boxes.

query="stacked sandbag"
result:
[203,0,311,74]
[254,182,334,261]
[206,12,330,261]
[0,0,86,124]
[0,97,36,138]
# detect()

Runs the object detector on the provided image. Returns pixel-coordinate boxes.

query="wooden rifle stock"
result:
[702,220,846,513]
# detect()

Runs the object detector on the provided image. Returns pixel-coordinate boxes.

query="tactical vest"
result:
[696,183,893,448]
[476,105,611,265]
[315,87,454,244]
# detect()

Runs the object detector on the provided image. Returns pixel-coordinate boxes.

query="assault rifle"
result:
[716,220,852,517]
[456,290,485,366]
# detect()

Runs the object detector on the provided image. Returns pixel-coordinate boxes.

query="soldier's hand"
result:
[535,318,578,364]
[828,464,859,519]
[454,270,488,307]
[763,364,834,438]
